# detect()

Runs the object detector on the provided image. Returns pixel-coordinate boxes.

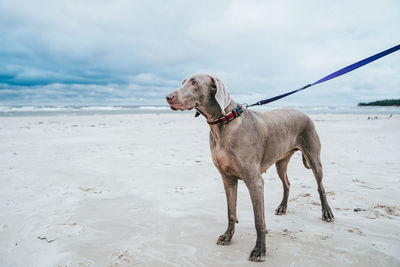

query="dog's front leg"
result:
[245,177,266,262]
[217,178,238,245]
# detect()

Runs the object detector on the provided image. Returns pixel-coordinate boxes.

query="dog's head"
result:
[166,74,231,116]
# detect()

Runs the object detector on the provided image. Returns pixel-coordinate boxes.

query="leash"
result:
[247,44,400,107]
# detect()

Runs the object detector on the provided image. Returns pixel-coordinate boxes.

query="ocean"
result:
[0,105,399,117]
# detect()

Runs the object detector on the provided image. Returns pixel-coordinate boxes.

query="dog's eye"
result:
[192,80,198,86]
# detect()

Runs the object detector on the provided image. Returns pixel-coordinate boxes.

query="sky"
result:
[0,0,399,106]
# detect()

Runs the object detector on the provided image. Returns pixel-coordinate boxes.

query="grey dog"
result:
[166,74,334,262]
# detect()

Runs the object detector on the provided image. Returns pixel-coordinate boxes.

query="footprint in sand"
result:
[311,201,321,206]
[289,193,311,201]
[353,204,399,219]
[290,192,335,204]
[79,187,102,194]
[317,233,331,240]
[345,228,364,236]
[372,204,400,218]
[109,249,138,266]
[79,187,95,192]
[352,179,383,190]
[280,229,298,240]
[174,186,184,195]
[37,223,85,242]
[336,207,350,211]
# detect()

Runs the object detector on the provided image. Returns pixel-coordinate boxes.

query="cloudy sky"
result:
[0,0,399,106]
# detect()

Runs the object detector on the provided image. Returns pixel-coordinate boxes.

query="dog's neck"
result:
[197,99,238,123]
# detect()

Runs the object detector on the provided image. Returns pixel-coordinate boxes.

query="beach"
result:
[1,111,399,266]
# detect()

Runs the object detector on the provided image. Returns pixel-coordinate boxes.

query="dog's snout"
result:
[166,94,174,102]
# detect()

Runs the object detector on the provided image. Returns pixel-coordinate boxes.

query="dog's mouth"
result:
[168,102,194,111]
[169,105,178,111]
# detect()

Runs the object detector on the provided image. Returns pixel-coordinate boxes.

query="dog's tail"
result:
[302,153,311,169]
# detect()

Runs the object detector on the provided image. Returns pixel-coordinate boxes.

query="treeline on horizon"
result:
[358,99,400,106]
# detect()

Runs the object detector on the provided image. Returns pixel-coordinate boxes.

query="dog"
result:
[166,74,334,262]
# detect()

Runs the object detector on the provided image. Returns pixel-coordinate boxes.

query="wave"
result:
[137,106,170,110]
[0,105,170,113]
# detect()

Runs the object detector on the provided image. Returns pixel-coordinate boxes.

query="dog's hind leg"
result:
[301,129,334,222]
[275,150,295,215]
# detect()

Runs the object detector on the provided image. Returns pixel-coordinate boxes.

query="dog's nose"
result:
[166,94,174,101]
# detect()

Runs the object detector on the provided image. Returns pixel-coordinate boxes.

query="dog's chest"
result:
[211,146,240,177]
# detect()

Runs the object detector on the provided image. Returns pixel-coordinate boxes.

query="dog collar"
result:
[207,105,244,125]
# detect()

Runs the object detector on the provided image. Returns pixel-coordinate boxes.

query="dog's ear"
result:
[210,75,231,114]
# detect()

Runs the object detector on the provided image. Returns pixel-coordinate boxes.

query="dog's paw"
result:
[275,203,287,215]
[249,246,266,262]
[216,234,232,245]
[322,206,335,222]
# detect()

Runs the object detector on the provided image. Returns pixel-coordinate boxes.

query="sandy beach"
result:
[0,111,399,266]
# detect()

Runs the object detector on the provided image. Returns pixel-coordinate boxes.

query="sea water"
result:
[0,105,399,117]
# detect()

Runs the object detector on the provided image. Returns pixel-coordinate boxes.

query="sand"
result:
[0,112,399,266]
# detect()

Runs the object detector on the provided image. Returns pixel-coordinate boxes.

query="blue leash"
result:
[247,44,400,107]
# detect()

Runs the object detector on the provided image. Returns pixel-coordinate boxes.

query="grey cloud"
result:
[0,0,399,105]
